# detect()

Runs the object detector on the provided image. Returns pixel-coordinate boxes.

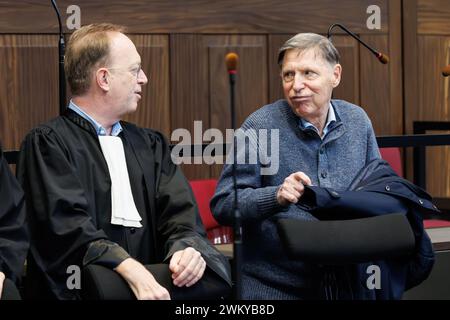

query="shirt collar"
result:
[68,100,123,136]
[299,102,336,138]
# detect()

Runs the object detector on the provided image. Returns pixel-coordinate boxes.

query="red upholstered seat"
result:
[380,147,403,177]
[189,179,233,244]
[423,219,450,229]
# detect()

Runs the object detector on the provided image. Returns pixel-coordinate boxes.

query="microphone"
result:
[226,52,238,85]
[51,0,67,115]
[442,64,450,77]
[226,53,238,71]
[225,52,243,300]
[327,23,389,64]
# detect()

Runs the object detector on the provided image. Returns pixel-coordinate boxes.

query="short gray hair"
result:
[277,33,340,68]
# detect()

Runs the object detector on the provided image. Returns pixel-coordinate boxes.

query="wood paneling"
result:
[0,35,59,150]
[124,35,170,136]
[388,0,404,133]
[169,34,267,179]
[0,0,388,34]
[418,0,450,35]
[417,36,450,196]
[332,36,361,105]
[403,0,418,184]
[417,36,449,121]
[403,0,419,134]
[207,35,268,131]
[206,35,268,178]
[404,0,450,197]
[360,35,393,135]
[170,34,210,180]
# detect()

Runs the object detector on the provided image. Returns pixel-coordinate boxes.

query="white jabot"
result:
[98,136,142,228]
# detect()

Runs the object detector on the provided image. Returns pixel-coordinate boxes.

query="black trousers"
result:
[1,279,22,300]
[81,264,230,300]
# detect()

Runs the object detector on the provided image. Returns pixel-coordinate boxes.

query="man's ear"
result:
[96,68,110,92]
[331,63,342,88]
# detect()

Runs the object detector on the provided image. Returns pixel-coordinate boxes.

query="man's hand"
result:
[276,171,312,206]
[115,258,170,300]
[0,272,5,300]
[169,247,206,288]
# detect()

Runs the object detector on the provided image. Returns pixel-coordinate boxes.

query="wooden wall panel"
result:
[0,35,59,150]
[206,35,268,178]
[418,0,450,35]
[207,36,268,130]
[170,34,268,179]
[403,0,419,186]
[417,36,450,196]
[405,0,450,197]
[170,35,210,180]
[360,35,394,135]
[388,0,404,133]
[426,142,450,197]
[417,36,449,121]
[124,35,170,136]
[0,0,388,34]
[332,36,361,105]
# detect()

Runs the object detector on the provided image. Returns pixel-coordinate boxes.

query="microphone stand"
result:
[228,68,243,300]
[327,23,388,64]
[51,0,66,115]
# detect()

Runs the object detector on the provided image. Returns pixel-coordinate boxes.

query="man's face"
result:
[281,48,341,121]
[106,33,148,117]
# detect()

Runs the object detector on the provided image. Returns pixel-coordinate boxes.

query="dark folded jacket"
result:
[297,159,438,300]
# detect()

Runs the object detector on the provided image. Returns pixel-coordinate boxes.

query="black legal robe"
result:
[0,145,28,284]
[17,109,231,299]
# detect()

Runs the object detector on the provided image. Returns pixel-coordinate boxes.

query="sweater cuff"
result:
[256,186,285,216]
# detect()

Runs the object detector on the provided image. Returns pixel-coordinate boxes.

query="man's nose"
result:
[292,74,305,92]
[138,69,148,85]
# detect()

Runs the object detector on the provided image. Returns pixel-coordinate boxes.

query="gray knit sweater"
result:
[210,99,381,299]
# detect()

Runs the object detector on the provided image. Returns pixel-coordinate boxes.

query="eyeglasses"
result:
[106,64,142,79]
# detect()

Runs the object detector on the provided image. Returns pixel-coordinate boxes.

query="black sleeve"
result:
[16,128,125,288]
[298,186,408,220]
[0,147,29,283]
[150,131,231,286]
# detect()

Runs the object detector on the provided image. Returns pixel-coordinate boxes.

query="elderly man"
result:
[211,33,381,299]
[0,145,28,300]
[18,23,230,300]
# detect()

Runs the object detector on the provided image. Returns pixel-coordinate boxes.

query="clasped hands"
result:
[115,247,206,300]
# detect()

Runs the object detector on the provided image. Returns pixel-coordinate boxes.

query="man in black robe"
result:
[17,23,231,300]
[0,145,28,300]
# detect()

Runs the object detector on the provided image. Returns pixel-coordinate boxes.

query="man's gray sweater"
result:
[211,99,381,299]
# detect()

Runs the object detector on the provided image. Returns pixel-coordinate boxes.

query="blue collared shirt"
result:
[299,102,336,139]
[68,100,123,136]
